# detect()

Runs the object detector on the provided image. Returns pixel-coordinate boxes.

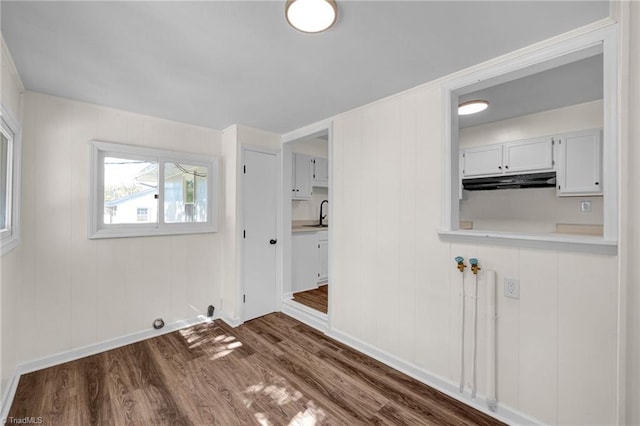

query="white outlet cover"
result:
[504,278,520,299]
[581,200,592,213]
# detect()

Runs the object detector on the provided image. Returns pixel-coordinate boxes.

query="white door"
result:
[461,145,503,177]
[243,149,278,321]
[557,129,602,196]
[503,137,554,174]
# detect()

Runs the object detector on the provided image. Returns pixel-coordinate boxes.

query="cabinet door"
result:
[312,157,329,187]
[503,137,553,174]
[557,129,602,196]
[292,232,320,292]
[292,153,313,200]
[318,232,328,283]
[461,145,503,177]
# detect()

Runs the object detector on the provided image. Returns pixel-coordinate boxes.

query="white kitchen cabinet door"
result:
[292,232,320,292]
[312,157,329,187]
[461,145,503,177]
[557,129,602,196]
[503,137,554,174]
[318,231,328,283]
[292,153,313,200]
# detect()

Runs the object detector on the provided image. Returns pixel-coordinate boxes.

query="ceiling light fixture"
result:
[458,100,489,115]
[285,0,338,33]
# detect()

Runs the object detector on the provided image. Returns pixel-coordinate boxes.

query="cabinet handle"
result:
[595,182,599,185]
[505,165,509,169]
[498,166,502,170]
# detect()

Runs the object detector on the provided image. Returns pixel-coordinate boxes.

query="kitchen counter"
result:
[292,220,329,233]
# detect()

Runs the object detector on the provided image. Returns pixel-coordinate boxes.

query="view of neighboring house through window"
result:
[103,156,158,225]
[164,163,208,223]
[90,141,218,238]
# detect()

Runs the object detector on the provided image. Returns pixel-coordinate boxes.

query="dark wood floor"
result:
[293,285,328,314]
[10,313,502,425]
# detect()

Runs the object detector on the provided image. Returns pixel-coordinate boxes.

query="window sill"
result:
[438,229,617,255]
[88,224,217,239]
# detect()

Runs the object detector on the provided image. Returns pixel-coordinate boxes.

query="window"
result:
[89,141,218,239]
[440,25,617,255]
[0,106,21,255]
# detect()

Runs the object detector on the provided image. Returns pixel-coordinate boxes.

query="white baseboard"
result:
[325,328,542,426]
[282,299,328,333]
[220,313,242,327]
[0,370,21,423]
[283,292,293,300]
[0,314,217,420]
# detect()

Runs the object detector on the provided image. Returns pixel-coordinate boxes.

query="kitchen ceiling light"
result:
[286,0,338,33]
[458,100,489,115]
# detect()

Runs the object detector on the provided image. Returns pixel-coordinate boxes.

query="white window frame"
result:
[89,140,219,239]
[0,104,22,256]
[439,24,618,255]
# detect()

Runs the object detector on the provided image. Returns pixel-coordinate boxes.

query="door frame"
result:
[240,144,282,323]
[280,119,333,328]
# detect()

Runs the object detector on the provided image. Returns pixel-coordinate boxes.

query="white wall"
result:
[330,48,618,426]
[220,124,280,324]
[459,101,604,232]
[0,36,24,398]
[626,2,640,424]
[459,100,603,148]
[12,92,223,368]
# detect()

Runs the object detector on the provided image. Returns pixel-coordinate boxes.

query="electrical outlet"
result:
[580,200,592,213]
[504,278,520,299]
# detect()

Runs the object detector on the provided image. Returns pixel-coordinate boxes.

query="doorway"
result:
[281,123,332,330]
[242,147,279,322]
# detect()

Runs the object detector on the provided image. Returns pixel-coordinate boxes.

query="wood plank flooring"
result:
[9,313,503,425]
[293,285,328,314]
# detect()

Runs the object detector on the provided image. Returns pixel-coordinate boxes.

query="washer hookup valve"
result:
[455,256,466,273]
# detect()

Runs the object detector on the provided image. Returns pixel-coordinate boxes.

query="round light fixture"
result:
[458,100,489,115]
[285,0,338,33]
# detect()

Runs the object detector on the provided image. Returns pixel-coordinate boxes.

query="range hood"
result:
[462,172,556,191]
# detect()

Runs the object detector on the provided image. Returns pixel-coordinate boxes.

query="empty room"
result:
[0,1,639,425]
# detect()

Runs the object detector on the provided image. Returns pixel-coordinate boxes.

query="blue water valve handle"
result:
[455,256,464,263]
[455,256,466,272]
[469,258,481,275]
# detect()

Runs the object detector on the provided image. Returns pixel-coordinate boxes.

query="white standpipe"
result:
[459,271,466,393]
[471,271,479,399]
[486,270,497,411]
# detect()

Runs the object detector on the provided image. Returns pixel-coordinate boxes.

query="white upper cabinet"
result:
[503,137,554,173]
[461,145,503,177]
[312,157,329,187]
[461,137,554,178]
[556,129,602,196]
[292,153,313,200]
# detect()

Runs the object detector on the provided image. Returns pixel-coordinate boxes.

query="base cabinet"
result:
[292,230,329,293]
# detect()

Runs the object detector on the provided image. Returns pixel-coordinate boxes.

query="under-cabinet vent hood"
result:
[462,172,556,191]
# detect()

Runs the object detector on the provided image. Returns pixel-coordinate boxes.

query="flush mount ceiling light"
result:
[458,100,489,115]
[285,0,338,33]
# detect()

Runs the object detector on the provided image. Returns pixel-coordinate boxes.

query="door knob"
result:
[269,239,277,245]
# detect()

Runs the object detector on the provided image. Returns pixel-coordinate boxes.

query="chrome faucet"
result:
[319,200,328,227]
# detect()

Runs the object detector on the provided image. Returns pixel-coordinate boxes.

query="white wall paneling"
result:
[11,92,223,367]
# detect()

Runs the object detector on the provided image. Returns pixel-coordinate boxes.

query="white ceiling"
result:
[1,1,609,133]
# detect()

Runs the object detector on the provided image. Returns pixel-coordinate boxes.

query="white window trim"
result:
[89,140,219,239]
[440,23,618,256]
[0,104,22,256]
